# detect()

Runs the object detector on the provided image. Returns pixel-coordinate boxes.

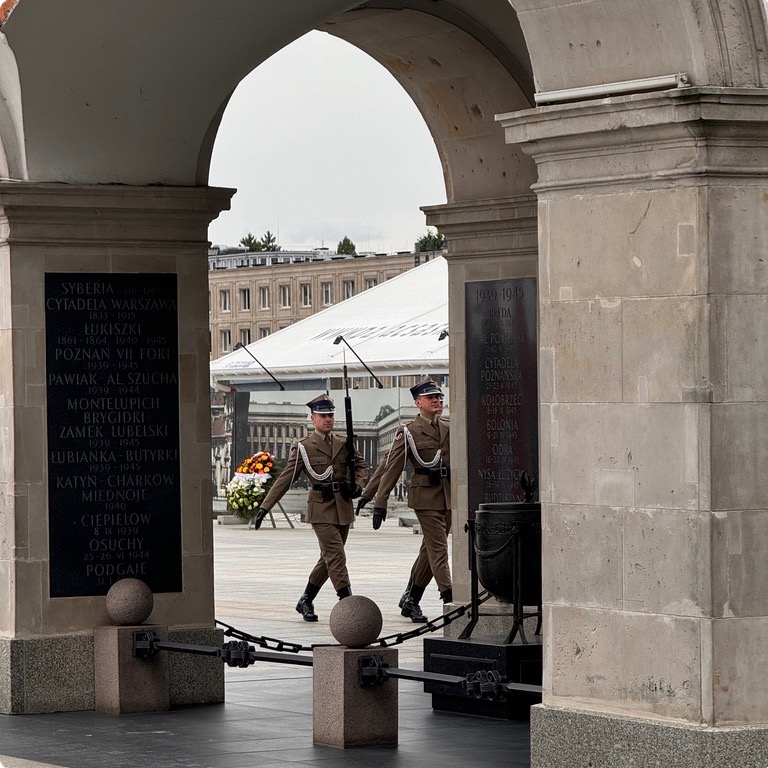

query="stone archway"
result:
[2,2,768,765]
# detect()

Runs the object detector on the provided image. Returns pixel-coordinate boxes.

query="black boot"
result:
[296,594,318,621]
[296,582,320,622]
[336,586,352,599]
[398,577,414,609]
[401,583,427,622]
[440,587,453,604]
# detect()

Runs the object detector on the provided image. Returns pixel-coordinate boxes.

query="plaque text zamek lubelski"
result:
[465,277,539,518]
[45,273,182,597]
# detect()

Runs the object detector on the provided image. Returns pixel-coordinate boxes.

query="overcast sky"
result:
[208,31,447,255]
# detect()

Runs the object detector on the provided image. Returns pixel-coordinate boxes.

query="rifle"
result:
[341,360,360,499]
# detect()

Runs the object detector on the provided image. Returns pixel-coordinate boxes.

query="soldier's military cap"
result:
[410,378,444,400]
[306,394,335,413]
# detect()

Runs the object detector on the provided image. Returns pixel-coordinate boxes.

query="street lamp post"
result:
[233,342,285,390]
[332,335,384,388]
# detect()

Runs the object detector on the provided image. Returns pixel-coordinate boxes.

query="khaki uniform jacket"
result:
[261,431,369,526]
[373,415,450,512]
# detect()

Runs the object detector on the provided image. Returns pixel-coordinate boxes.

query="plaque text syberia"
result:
[45,273,182,597]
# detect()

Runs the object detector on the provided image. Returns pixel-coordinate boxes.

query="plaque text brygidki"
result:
[45,273,182,597]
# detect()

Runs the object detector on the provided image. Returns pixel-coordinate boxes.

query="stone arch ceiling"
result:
[1,0,766,187]
[320,4,538,201]
[1,0,361,185]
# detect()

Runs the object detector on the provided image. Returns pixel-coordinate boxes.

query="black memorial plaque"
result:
[466,277,538,518]
[45,273,182,597]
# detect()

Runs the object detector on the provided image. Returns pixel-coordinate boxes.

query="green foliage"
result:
[239,232,263,251]
[337,236,356,255]
[417,229,446,252]
[239,230,282,252]
[260,230,281,252]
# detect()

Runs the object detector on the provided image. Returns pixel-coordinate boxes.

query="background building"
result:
[208,248,426,359]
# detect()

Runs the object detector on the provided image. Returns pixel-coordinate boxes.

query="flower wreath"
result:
[224,451,281,519]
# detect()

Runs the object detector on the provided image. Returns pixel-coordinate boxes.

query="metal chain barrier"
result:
[215,590,492,654]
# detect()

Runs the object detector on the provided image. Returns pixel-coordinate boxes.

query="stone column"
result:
[423,196,537,615]
[498,89,768,764]
[0,182,232,713]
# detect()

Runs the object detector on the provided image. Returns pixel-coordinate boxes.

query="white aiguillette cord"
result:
[403,426,442,468]
[297,442,333,481]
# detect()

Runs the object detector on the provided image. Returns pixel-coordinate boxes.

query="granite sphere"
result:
[329,595,383,648]
[105,578,154,625]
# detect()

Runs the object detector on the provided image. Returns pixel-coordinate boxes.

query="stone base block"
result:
[168,627,225,706]
[531,704,768,768]
[216,515,245,525]
[0,626,224,714]
[313,647,398,748]
[94,625,169,714]
[0,635,95,714]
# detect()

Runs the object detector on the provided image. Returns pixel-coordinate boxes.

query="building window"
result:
[220,329,231,352]
[343,280,354,300]
[321,282,333,305]
[239,328,251,346]
[300,283,312,307]
[220,289,230,312]
[260,327,270,339]
[240,287,251,311]
[280,285,291,308]
[365,278,377,290]
[259,286,269,309]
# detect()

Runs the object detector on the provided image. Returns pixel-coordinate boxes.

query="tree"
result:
[260,230,281,252]
[238,230,282,252]
[417,229,446,252]
[337,236,356,255]
[239,232,263,252]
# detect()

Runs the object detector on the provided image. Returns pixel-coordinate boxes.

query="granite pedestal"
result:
[93,624,169,714]
[313,646,398,748]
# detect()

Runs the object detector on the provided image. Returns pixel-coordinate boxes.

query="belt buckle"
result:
[439,467,448,477]
[331,481,340,492]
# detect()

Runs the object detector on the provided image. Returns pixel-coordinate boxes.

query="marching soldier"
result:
[254,394,369,621]
[367,378,451,620]
[358,461,433,623]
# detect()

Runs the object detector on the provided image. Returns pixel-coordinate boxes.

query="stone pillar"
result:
[423,196,537,615]
[0,182,232,713]
[498,89,768,764]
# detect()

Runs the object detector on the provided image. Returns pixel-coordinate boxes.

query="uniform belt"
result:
[312,481,341,492]
[414,467,450,478]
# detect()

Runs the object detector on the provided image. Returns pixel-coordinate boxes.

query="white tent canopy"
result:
[209,256,448,391]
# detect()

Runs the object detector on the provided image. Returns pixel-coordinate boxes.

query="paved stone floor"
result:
[0,511,532,767]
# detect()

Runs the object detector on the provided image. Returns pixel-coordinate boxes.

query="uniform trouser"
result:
[409,542,432,589]
[413,508,452,593]
[308,523,350,591]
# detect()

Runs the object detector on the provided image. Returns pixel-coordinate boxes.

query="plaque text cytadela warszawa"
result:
[45,273,182,597]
